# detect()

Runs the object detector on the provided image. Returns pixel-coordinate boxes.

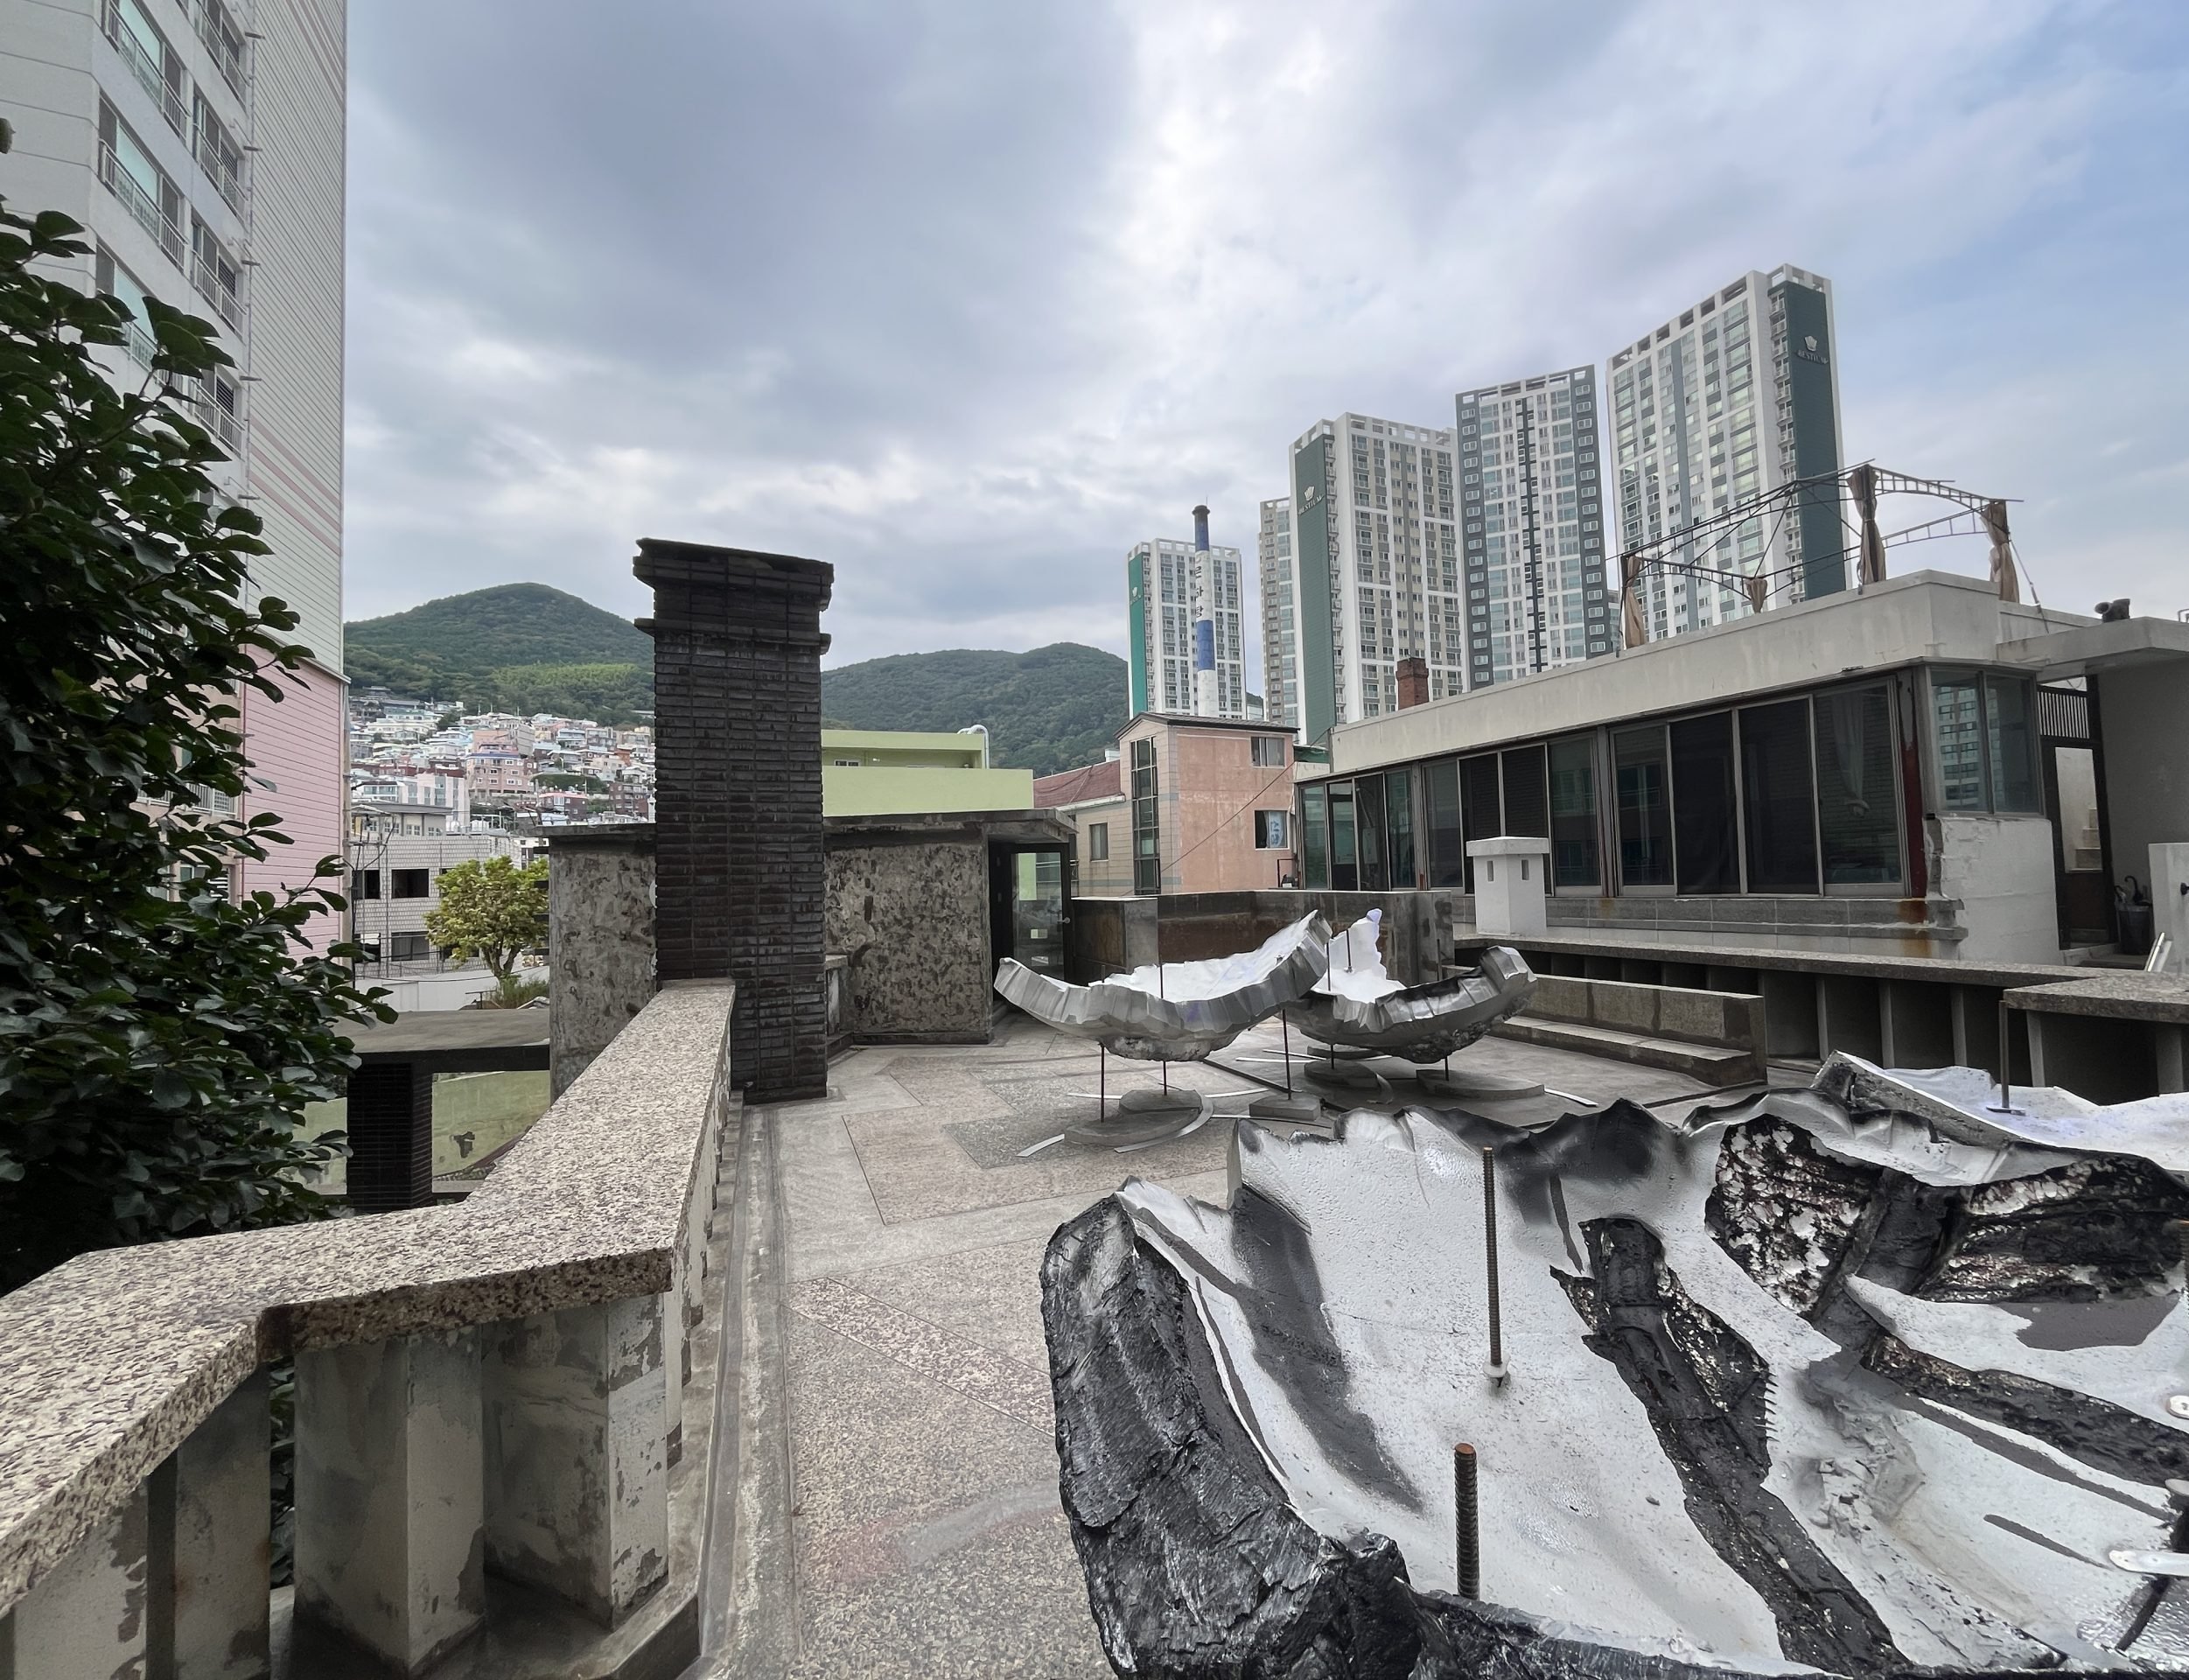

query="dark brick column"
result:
[346,1060,433,1212]
[635,540,833,1102]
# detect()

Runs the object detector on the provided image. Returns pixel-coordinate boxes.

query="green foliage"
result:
[821,643,1127,777]
[345,584,654,723]
[477,973,549,1010]
[426,856,549,981]
[489,662,649,724]
[0,203,392,1290]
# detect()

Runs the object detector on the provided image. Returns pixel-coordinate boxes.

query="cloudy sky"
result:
[345,1,2189,675]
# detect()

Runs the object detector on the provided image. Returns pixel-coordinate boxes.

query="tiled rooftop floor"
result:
[735,1012,1720,1677]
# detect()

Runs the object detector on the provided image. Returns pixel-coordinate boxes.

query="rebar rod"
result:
[1454,1444,1480,1599]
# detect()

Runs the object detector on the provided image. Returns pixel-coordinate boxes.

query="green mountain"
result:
[822,644,1125,777]
[346,584,1131,771]
[345,584,654,724]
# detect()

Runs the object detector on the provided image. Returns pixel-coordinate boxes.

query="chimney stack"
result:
[1395,656,1430,710]
[1191,504,1218,718]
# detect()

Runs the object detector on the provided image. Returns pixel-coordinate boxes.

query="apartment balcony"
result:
[190,248,244,330]
[96,143,185,267]
[101,1,187,136]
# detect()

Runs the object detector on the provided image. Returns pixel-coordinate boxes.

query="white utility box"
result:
[1466,835,1551,938]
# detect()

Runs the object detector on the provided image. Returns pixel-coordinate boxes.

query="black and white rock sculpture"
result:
[1041,1054,2189,1677]
[997,912,1332,1061]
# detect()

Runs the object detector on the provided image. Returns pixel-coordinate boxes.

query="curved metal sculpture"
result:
[1284,911,1535,1062]
[995,912,1330,1061]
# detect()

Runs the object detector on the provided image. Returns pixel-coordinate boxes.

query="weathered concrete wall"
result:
[548,833,657,1098]
[2099,662,2189,904]
[1936,814,2060,964]
[826,838,993,1042]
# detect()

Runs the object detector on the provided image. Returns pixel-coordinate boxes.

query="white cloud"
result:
[341,0,2189,668]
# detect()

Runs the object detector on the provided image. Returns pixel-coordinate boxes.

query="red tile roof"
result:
[1032,759,1122,808]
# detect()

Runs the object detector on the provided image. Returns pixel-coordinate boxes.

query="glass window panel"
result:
[1500,745,1549,844]
[1738,698,1819,892]
[1385,770,1416,888]
[1548,736,1599,887]
[1815,684,1899,885]
[1932,675,1986,810]
[1671,712,1738,893]
[1613,726,1673,886]
[1459,754,1502,892]
[1985,676,2039,812]
[1356,774,1388,891]
[1423,760,1465,887]
[1328,783,1358,891]
[1300,785,1329,889]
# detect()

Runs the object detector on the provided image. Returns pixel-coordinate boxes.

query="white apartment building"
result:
[3,0,348,941]
[1255,497,1297,731]
[1125,528,1248,719]
[1456,367,1614,687]
[1283,413,1462,744]
[1609,265,1846,643]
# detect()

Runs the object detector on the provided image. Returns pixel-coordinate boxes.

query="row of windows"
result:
[1292,672,2042,898]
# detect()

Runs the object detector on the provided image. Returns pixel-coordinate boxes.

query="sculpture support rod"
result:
[1483,1146,1505,1382]
[1454,1444,1480,1600]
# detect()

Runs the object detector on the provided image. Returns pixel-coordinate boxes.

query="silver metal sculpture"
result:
[994,911,1331,1061]
[1046,1051,2189,1676]
[1285,909,1536,1063]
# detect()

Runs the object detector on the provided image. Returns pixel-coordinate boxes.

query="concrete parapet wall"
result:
[1528,974,1765,1051]
[546,829,658,1097]
[0,983,738,1672]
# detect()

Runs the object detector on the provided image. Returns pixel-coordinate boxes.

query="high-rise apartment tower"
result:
[1125,509,1246,719]
[1456,367,1613,687]
[1608,265,1844,642]
[2,0,349,942]
[1283,413,1461,745]
[1255,497,1297,731]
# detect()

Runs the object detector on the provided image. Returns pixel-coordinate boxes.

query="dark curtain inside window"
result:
[1458,754,1502,893]
[1670,711,1738,893]
[1423,760,1465,888]
[1549,736,1599,887]
[1613,726,1673,887]
[1500,745,1549,844]
[1738,699,1819,892]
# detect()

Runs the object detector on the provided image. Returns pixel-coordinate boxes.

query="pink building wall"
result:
[233,659,347,951]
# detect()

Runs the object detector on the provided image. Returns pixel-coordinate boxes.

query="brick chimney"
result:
[1395,655,1430,710]
[636,539,834,1102]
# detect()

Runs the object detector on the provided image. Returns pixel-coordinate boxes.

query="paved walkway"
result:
[723,1012,1717,1677]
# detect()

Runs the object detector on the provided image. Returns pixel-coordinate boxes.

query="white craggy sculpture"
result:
[1466,834,1550,937]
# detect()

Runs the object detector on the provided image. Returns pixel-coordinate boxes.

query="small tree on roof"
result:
[0,200,391,1291]
[426,855,549,981]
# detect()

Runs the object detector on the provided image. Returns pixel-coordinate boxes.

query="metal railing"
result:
[117,315,157,370]
[100,1,186,136]
[189,382,243,452]
[95,143,185,264]
[194,0,247,96]
[194,126,245,213]
[189,248,242,328]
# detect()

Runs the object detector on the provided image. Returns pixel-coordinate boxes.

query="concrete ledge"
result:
[1493,1017,1759,1084]
[0,984,737,1621]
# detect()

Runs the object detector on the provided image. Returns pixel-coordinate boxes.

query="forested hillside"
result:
[344,584,654,723]
[821,643,1125,776]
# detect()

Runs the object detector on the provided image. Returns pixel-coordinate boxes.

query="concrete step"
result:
[1493,1014,1759,1085]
